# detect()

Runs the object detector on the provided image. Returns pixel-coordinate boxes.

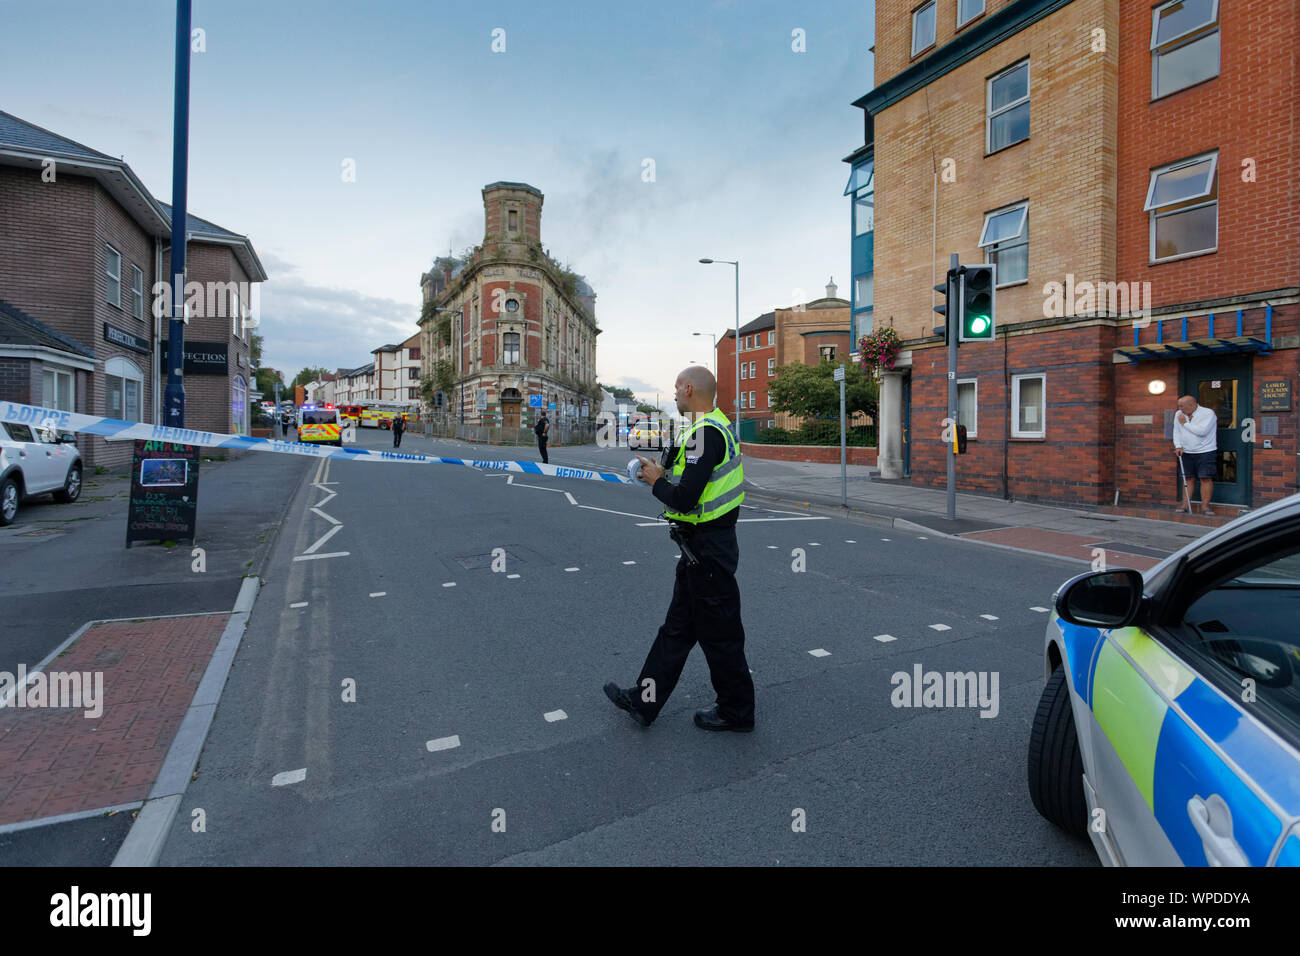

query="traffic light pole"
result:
[947,253,958,521]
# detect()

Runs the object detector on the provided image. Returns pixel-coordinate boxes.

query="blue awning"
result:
[1115,336,1272,363]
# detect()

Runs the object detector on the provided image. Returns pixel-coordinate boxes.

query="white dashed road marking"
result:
[272,768,307,787]
[290,602,308,609]
[1030,606,1050,613]
[543,710,567,722]
[929,624,952,631]
[622,560,636,565]
[809,648,831,657]
[507,574,520,579]
[565,567,580,572]
[981,614,999,620]
[873,634,897,643]
[369,592,386,598]
[845,539,856,543]
[426,735,461,752]
[442,582,456,588]
[881,538,891,541]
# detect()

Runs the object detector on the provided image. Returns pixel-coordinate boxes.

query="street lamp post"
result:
[692,331,718,375]
[699,258,739,430]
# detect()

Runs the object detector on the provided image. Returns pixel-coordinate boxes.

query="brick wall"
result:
[907,321,1116,504]
[1117,0,1300,305]
[875,0,1023,85]
[741,442,878,466]
[874,0,1116,344]
[0,357,35,404]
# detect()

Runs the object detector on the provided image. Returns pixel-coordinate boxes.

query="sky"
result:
[0,0,875,410]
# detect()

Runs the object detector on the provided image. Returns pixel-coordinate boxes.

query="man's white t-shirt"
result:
[1173,404,1217,454]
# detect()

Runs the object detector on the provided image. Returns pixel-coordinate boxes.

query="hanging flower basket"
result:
[859,327,902,371]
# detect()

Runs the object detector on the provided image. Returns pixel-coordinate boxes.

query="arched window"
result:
[232,375,247,434]
[105,356,143,422]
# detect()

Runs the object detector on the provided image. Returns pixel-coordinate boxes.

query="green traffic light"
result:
[969,316,989,335]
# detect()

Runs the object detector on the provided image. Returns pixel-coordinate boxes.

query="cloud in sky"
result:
[259,258,418,376]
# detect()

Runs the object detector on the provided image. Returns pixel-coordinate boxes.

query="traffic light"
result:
[959,264,995,342]
[933,271,955,343]
[954,423,968,455]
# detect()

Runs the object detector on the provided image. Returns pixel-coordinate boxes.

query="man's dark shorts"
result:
[1181,450,1217,478]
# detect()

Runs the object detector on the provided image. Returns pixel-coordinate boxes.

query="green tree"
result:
[600,383,635,401]
[635,402,659,415]
[250,332,265,368]
[255,366,284,395]
[290,366,330,390]
[768,360,878,419]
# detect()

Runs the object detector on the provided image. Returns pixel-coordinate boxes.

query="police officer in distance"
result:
[603,366,755,732]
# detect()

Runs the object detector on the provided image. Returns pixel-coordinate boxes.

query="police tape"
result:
[1,400,635,485]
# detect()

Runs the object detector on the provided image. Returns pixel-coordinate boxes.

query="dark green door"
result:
[1179,357,1252,507]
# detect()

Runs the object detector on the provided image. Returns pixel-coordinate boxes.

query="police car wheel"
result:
[53,463,82,503]
[1027,666,1087,837]
[0,476,19,526]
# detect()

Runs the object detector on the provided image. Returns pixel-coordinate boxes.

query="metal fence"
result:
[746,417,877,447]
[408,418,599,446]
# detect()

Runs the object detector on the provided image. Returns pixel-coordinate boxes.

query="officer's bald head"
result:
[675,366,717,413]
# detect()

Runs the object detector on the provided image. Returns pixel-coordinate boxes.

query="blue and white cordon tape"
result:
[1,400,634,485]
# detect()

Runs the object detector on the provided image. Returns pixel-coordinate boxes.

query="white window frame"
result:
[131,265,144,320]
[740,392,748,409]
[768,331,775,345]
[749,361,756,377]
[912,1,936,57]
[979,201,1029,286]
[1145,152,1219,263]
[987,60,1030,154]
[503,331,520,365]
[105,244,122,308]
[749,390,756,409]
[741,363,747,380]
[1151,0,1220,99]
[768,358,775,376]
[1011,373,1045,439]
[42,367,75,412]
[958,0,985,28]
[105,356,143,423]
[956,378,978,438]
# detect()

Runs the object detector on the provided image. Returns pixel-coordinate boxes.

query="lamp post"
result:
[699,258,739,430]
[692,331,718,375]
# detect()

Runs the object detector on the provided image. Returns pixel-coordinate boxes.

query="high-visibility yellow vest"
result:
[662,408,744,524]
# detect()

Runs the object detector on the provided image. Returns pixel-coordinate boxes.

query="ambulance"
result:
[297,404,344,446]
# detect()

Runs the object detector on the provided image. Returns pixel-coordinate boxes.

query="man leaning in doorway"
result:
[1173,394,1218,515]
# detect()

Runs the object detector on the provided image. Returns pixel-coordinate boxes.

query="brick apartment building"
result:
[853,0,1298,511]
[0,110,266,468]
[419,182,599,428]
[714,281,853,433]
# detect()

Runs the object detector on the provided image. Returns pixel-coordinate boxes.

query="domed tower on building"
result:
[419,182,599,430]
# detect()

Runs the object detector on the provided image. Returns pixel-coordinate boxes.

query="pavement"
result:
[0,447,307,865]
[736,457,1219,572]
[0,430,1234,866]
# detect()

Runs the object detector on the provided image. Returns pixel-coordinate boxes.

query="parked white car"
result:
[0,419,82,526]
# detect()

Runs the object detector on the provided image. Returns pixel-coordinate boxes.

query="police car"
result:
[1029,492,1300,866]
[0,419,82,526]
[297,405,343,446]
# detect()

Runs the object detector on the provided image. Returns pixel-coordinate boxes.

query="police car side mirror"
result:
[1053,569,1145,629]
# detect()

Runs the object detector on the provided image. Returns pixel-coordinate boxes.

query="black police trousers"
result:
[635,525,754,724]
[537,437,548,463]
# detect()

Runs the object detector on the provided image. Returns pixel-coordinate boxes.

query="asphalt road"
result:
[157,428,1097,865]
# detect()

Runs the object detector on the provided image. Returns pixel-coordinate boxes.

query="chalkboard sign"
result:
[1260,379,1292,413]
[125,441,200,547]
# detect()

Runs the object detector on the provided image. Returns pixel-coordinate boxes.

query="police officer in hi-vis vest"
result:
[604,366,755,732]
